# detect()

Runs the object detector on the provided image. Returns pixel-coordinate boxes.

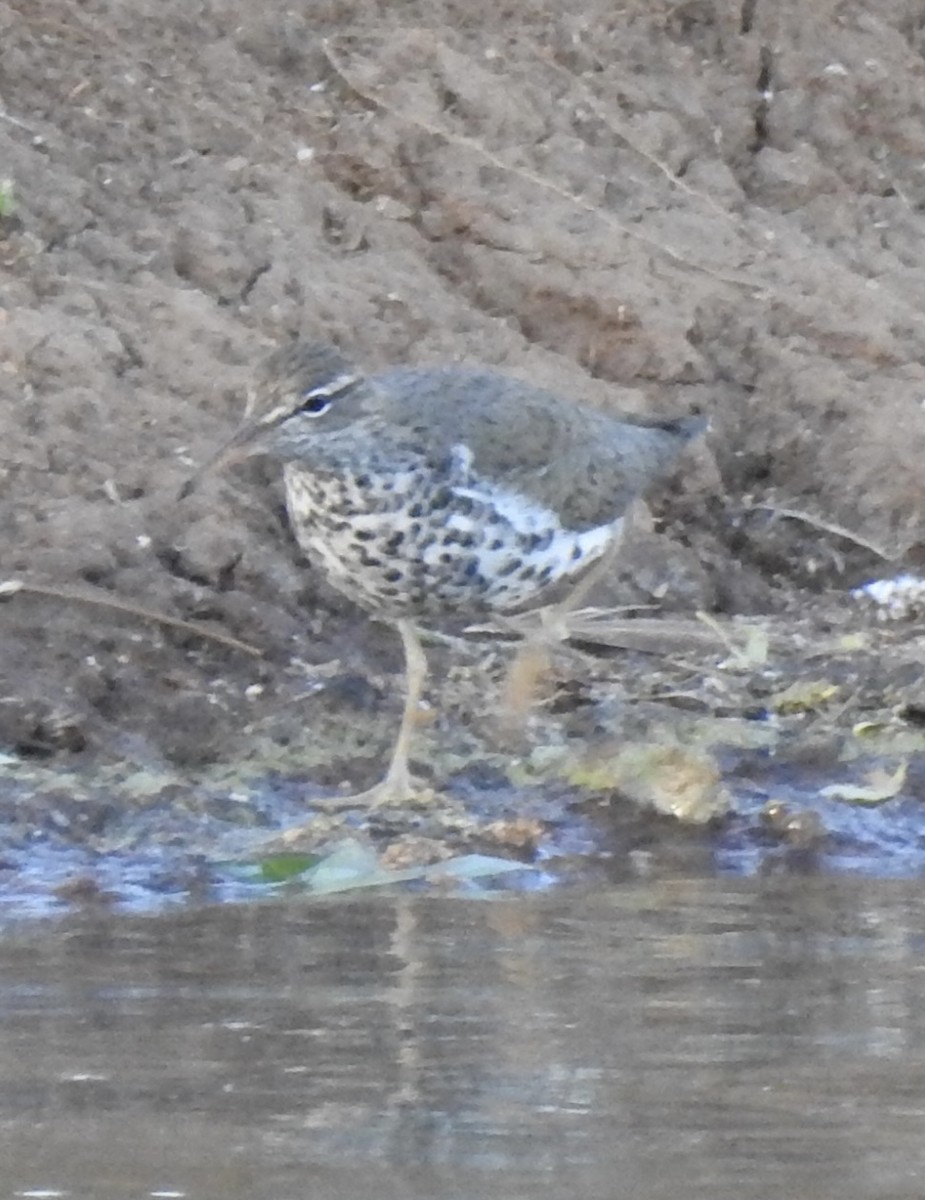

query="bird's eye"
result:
[298,389,333,417]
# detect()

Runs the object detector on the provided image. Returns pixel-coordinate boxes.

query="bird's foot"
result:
[263,768,435,850]
[312,772,436,815]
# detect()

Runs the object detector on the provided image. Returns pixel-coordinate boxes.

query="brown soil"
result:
[2,0,925,861]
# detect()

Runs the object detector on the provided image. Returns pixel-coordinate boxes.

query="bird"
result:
[183,340,706,829]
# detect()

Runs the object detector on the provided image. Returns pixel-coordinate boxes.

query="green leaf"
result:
[257,853,321,882]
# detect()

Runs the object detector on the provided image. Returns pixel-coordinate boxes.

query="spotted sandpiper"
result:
[185,341,705,826]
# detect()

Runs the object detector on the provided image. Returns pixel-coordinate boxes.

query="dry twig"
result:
[0,579,261,657]
[319,38,768,294]
[743,504,894,561]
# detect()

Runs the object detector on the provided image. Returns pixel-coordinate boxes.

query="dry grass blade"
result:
[0,579,261,657]
[319,38,767,294]
[744,504,894,560]
[0,107,36,133]
[695,611,771,669]
[528,43,736,225]
[562,610,730,655]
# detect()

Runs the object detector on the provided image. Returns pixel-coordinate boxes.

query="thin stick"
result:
[319,34,925,344]
[0,107,36,133]
[0,579,262,657]
[530,43,736,225]
[744,504,894,560]
[319,38,767,294]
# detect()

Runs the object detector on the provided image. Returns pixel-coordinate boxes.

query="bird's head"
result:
[179,341,367,498]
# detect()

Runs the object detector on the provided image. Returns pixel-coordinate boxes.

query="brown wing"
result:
[373,367,703,530]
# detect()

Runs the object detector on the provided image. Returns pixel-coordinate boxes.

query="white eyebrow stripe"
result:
[264,402,295,425]
[304,373,361,399]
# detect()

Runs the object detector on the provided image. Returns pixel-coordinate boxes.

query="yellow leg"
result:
[366,619,427,807]
[501,528,627,722]
[277,619,429,842]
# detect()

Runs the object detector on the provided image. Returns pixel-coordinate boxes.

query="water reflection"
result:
[3,877,925,1198]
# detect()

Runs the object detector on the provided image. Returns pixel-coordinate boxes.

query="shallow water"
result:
[4,876,925,1199]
